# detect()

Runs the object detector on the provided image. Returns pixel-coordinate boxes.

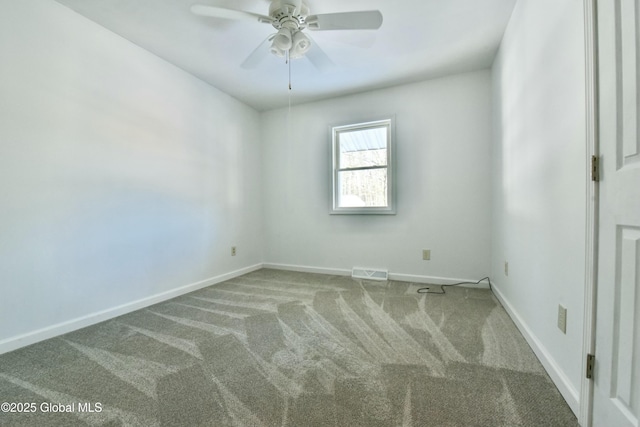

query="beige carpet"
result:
[0,269,578,426]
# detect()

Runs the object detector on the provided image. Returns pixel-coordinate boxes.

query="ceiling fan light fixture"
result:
[269,42,286,57]
[290,31,311,58]
[273,28,293,51]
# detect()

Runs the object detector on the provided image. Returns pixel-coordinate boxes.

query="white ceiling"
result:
[53,0,517,111]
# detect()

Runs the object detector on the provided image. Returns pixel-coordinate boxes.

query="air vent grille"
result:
[351,268,388,281]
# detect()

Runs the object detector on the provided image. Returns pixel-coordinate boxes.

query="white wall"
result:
[491,0,586,413]
[262,71,493,283]
[0,0,263,351]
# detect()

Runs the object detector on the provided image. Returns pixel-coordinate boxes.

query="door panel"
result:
[593,0,640,426]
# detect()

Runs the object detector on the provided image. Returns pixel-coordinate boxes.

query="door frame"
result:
[580,0,599,425]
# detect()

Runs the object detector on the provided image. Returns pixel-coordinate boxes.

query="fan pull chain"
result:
[287,50,292,91]
[285,49,292,146]
[287,87,292,146]
[288,79,292,116]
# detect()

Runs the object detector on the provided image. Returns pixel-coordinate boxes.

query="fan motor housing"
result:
[269,0,309,30]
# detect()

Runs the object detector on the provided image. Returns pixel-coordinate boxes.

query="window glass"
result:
[331,118,395,215]
[338,169,388,207]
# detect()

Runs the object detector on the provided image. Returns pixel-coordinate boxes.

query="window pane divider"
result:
[337,165,388,172]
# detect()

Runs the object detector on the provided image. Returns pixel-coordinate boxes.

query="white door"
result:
[592,0,640,426]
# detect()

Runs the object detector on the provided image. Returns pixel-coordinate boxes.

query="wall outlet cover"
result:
[557,305,567,334]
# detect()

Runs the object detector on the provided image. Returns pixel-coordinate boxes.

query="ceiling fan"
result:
[191,0,383,71]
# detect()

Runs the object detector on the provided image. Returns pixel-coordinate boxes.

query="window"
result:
[331,117,395,214]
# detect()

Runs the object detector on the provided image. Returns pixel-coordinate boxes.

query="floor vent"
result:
[351,268,388,281]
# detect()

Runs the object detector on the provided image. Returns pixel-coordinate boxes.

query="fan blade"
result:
[306,11,383,31]
[191,4,273,24]
[241,35,275,69]
[306,37,334,72]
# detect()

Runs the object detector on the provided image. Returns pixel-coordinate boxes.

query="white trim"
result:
[389,272,491,288]
[0,263,263,356]
[264,263,491,288]
[580,0,599,425]
[491,283,581,416]
[263,263,351,276]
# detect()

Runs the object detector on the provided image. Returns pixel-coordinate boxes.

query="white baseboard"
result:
[0,263,263,356]
[389,272,491,288]
[263,263,490,289]
[490,283,580,416]
[263,263,352,276]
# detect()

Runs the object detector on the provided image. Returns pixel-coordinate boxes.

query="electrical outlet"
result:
[557,305,567,334]
[231,246,237,256]
[422,249,431,260]
[504,261,509,276]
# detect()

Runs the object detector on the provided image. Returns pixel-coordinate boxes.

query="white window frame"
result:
[330,116,396,215]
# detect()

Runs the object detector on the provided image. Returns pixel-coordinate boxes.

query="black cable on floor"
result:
[417,276,492,295]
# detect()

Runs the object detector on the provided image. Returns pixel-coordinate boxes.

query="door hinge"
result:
[591,155,600,182]
[586,353,595,379]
